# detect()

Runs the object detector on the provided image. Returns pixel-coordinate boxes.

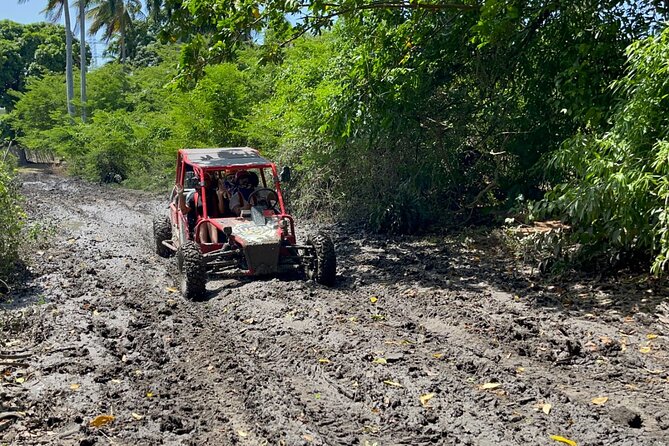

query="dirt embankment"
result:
[1,170,669,445]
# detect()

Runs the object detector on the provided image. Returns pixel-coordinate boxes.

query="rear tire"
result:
[153,215,172,258]
[177,241,206,300]
[305,232,336,286]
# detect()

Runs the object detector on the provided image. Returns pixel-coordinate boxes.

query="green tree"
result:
[0,20,77,109]
[18,0,76,118]
[88,0,142,63]
[536,27,669,274]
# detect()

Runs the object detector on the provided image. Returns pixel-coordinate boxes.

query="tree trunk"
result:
[120,23,126,64]
[63,0,75,119]
[79,0,87,122]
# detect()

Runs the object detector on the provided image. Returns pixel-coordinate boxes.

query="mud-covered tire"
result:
[177,241,206,300]
[153,215,173,258]
[306,232,336,286]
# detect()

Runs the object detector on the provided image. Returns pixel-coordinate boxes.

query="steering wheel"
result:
[248,188,280,213]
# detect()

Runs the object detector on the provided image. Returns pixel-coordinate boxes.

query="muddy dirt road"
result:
[2,170,669,445]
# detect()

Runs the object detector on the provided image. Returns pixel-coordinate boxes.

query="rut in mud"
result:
[2,169,669,445]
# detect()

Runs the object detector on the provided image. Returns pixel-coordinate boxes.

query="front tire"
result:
[305,232,336,286]
[177,241,206,300]
[153,215,172,258]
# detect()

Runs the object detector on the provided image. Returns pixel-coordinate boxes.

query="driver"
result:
[229,170,258,216]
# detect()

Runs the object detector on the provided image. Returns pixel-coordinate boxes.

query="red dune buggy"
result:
[153,148,336,299]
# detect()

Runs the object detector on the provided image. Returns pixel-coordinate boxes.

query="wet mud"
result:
[2,170,669,445]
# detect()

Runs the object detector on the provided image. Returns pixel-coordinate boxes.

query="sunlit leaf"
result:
[318,358,331,364]
[479,382,501,390]
[534,402,552,414]
[646,334,658,340]
[131,413,143,420]
[372,357,387,364]
[15,377,25,383]
[419,392,435,407]
[166,287,178,293]
[639,346,652,353]
[591,396,608,405]
[550,435,577,445]
[237,430,248,437]
[432,353,444,359]
[70,383,80,390]
[370,296,378,303]
[90,415,115,427]
[383,380,403,387]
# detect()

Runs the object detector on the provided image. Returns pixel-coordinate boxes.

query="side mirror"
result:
[280,166,292,183]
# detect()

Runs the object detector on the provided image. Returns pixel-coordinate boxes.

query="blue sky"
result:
[1,1,109,66]
[2,1,58,25]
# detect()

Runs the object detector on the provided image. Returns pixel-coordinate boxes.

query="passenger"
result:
[229,170,258,216]
[176,172,227,243]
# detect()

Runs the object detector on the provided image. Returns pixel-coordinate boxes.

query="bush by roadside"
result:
[0,155,24,284]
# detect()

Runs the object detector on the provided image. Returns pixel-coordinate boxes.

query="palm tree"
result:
[88,0,142,63]
[76,0,87,122]
[19,0,75,118]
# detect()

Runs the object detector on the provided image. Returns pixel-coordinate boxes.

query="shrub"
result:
[535,28,669,274]
[0,156,24,281]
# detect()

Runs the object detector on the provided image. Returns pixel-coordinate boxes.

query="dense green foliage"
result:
[0,158,24,281]
[536,28,669,273]
[6,0,669,274]
[0,20,83,109]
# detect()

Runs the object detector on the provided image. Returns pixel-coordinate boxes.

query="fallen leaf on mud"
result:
[639,346,652,354]
[70,383,80,390]
[419,393,435,407]
[90,415,115,428]
[318,358,331,364]
[383,380,403,388]
[432,353,444,359]
[534,402,551,414]
[550,435,577,446]
[373,357,387,365]
[131,413,143,420]
[237,430,248,437]
[591,397,608,405]
[370,296,378,303]
[303,434,314,442]
[646,334,658,340]
[146,392,155,398]
[166,287,178,293]
[479,382,501,390]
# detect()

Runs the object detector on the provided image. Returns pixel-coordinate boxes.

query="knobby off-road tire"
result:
[306,232,337,286]
[177,241,207,300]
[153,215,172,258]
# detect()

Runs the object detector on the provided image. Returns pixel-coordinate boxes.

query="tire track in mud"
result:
[3,170,669,445]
